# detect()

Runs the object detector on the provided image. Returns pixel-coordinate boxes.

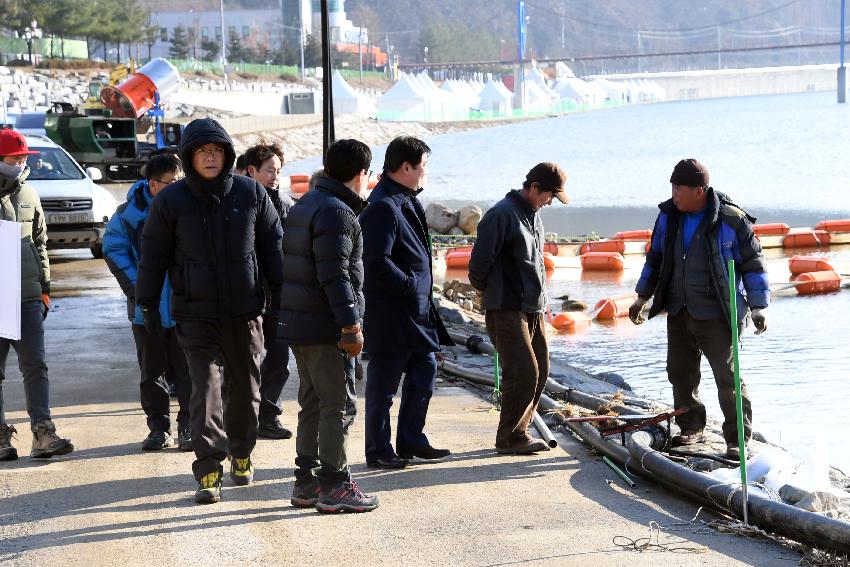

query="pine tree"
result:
[169,25,190,59]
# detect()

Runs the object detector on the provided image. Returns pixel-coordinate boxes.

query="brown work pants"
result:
[485,310,549,448]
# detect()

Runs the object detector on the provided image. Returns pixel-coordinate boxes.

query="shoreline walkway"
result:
[0,294,797,566]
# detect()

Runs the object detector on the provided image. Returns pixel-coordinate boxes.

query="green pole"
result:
[727,259,749,525]
[493,352,501,407]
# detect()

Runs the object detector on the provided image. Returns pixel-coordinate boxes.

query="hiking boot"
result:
[671,429,704,447]
[316,480,379,514]
[195,467,223,504]
[257,417,292,440]
[291,479,321,508]
[726,443,747,460]
[230,455,254,486]
[177,423,192,452]
[30,420,74,459]
[141,430,174,451]
[0,424,18,461]
[495,437,550,455]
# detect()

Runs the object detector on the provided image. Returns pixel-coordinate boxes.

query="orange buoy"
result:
[815,219,850,233]
[445,247,473,269]
[791,271,842,295]
[543,252,555,271]
[783,230,831,249]
[290,174,309,184]
[594,293,637,320]
[612,229,652,241]
[580,252,625,271]
[544,242,559,256]
[550,311,591,332]
[644,241,652,254]
[579,240,626,255]
[788,255,834,274]
[291,181,309,194]
[753,223,791,237]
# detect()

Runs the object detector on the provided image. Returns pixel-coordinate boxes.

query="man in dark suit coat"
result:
[360,136,454,470]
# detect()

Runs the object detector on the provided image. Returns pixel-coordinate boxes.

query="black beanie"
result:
[670,158,709,187]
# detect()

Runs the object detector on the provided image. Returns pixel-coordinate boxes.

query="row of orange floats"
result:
[786,255,846,295]
[548,293,637,332]
[288,174,378,195]
[754,220,850,249]
[445,246,557,270]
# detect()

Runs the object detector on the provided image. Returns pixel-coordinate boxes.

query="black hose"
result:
[628,432,850,554]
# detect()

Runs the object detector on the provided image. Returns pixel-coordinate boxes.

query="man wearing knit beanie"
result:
[628,158,770,460]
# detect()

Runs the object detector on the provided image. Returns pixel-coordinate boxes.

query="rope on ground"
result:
[612,520,708,554]
[706,519,850,567]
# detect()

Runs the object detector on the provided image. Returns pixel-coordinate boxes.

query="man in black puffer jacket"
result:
[136,118,283,504]
[279,139,378,514]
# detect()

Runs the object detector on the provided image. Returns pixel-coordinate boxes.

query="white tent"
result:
[478,80,513,116]
[554,77,598,106]
[376,73,430,121]
[591,78,629,103]
[332,71,374,116]
[555,62,576,79]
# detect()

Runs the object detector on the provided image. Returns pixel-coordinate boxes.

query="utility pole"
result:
[358,27,363,84]
[298,0,305,80]
[561,0,565,50]
[637,30,642,73]
[516,0,526,112]
[840,0,846,103]
[220,0,227,80]
[717,25,721,70]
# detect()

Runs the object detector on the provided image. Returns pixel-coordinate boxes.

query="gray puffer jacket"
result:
[0,167,50,303]
[469,190,546,313]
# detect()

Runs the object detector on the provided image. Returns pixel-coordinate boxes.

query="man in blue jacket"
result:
[629,159,769,459]
[103,152,192,452]
[360,136,453,470]
[136,119,284,503]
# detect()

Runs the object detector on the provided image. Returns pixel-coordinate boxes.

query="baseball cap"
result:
[0,129,39,157]
[525,162,569,204]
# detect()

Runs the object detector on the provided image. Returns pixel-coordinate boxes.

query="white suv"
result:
[23,135,117,258]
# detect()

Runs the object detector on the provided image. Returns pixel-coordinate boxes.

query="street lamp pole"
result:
[220,0,228,79]
[838,0,847,104]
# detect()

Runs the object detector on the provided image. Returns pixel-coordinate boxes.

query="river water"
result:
[288,91,850,471]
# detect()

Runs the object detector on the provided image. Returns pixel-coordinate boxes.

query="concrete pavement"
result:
[0,251,799,566]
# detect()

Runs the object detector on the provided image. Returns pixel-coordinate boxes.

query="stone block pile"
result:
[424,202,482,236]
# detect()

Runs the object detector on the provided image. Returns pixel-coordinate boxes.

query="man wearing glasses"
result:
[136,119,284,504]
[103,152,193,453]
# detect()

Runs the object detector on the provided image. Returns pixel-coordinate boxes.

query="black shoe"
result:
[291,479,321,508]
[141,430,174,451]
[398,445,451,460]
[177,423,192,452]
[366,455,409,469]
[257,417,293,440]
[316,479,379,513]
[0,424,18,461]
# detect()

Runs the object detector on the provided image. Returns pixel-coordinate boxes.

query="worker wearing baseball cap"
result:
[0,129,74,462]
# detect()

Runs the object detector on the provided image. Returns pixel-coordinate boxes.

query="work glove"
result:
[337,324,364,358]
[751,308,767,335]
[141,306,164,336]
[41,294,50,320]
[628,297,649,325]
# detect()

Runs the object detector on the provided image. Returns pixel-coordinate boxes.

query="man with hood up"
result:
[0,129,73,462]
[136,119,284,504]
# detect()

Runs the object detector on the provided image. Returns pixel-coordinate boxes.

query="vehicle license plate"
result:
[47,212,93,224]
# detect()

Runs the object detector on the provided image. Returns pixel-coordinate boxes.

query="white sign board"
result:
[0,219,22,340]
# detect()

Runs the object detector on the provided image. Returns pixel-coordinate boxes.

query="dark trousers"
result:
[364,351,436,459]
[258,336,291,424]
[176,317,263,480]
[666,310,752,444]
[485,310,549,448]
[131,324,191,433]
[292,344,354,487]
[0,300,50,427]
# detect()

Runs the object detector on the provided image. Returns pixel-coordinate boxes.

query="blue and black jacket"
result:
[635,187,770,328]
[103,179,176,327]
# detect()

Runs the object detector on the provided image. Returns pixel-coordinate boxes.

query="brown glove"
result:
[337,324,364,358]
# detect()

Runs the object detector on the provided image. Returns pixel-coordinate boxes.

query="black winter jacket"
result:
[135,118,283,322]
[278,176,366,344]
[468,190,547,312]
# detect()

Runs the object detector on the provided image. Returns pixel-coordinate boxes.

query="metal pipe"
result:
[532,411,557,448]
